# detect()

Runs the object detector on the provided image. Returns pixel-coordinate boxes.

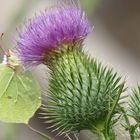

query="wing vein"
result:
[0,72,15,98]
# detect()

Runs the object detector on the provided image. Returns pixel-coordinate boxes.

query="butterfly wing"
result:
[0,64,41,123]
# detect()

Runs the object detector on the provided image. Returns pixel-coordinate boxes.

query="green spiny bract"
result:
[42,45,125,137]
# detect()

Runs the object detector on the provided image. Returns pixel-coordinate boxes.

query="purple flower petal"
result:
[16,4,92,65]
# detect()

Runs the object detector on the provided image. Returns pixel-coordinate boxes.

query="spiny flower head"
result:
[42,49,125,136]
[16,1,91,65]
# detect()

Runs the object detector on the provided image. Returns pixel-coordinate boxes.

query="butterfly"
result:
[0,33,41,124]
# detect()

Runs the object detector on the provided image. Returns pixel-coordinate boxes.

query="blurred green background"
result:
[0,0,140,139]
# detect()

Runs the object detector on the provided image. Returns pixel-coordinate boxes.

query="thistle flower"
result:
[15,0,125,139]
[16,1,91,65]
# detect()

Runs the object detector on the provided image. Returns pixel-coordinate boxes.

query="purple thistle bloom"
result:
[16,2,91,65]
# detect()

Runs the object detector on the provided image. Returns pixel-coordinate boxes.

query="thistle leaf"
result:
[0,64,41,123]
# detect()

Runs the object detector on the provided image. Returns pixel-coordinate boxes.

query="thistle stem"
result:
[103,131,111,140]
[98,133,106,140]
[91,129,110,140]
[99,132,110,140]
[27,124,54,140]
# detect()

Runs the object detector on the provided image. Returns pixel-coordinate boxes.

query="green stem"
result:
[99,133,106,140]
[27,124,54,140]
[99,132,110,140]
[91,129,110,140]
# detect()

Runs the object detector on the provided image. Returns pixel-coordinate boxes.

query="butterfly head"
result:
[0,33,20,70]
[6,50,20,67]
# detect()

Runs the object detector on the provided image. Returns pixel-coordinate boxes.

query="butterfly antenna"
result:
[0,33,10,57]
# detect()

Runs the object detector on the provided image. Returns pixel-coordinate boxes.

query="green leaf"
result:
[0,64,41,123]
